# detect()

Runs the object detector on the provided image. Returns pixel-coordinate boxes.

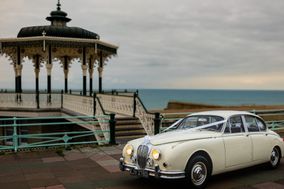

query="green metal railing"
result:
[0,115,112,152]
[266,120,284,131]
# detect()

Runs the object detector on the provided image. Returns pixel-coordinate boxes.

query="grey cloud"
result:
[1,0,284,90]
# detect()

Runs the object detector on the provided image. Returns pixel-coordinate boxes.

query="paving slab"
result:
[253,182,284,189]
[42,156,65,163]
[28,178,61,188]
[64,152,86,161]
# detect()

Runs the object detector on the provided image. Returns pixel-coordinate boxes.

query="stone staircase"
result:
[115,117,146,144]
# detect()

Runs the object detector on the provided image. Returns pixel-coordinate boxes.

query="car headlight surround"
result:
[124,144,134,156]
[151,148,161,160]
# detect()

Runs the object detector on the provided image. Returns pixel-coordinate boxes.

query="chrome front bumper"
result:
[119,158,185,179]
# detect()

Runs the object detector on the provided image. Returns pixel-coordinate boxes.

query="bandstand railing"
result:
[0,115,114,152]
[97,93,158,135]
[0,93,61,109]
[0,91,159,136]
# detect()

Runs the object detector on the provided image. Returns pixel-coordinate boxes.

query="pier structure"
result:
[0,1,157,147]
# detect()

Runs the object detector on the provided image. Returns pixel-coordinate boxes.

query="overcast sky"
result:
[1,0,284,90]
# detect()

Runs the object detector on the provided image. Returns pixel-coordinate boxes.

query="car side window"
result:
[256,117,266,131]
[224,116,244,134]
[244,115,260,132]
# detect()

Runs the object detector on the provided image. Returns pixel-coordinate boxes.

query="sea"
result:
[137,89,284,110]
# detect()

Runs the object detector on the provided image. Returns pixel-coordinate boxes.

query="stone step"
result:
[116,130,146,136]
[115,125,144,131]
[116,134,145,141]
[116,120,141,126]
[94,116,147,144]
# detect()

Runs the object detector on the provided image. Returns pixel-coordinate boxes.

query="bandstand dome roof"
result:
[18,26,100,40]
[17,1,100,40]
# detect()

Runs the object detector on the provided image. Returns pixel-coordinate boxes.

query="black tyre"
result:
[269,147,281,169]
[185,155,211,189]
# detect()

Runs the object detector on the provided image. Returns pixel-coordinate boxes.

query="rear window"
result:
[244,115,266,132]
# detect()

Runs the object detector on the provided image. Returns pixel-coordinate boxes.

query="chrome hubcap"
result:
[271,148,279,166]
[191,162,207,186]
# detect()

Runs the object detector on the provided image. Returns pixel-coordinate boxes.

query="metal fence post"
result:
[61,90,63,109]
[93,92,97,116]
[154,113,161,135]
[36,91,40,109]
[13,117,18,152]
[133,92,137,117]
[109,113,116,145]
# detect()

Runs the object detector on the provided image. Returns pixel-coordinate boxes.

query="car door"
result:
[223,115,253,167]
[244,115,271,161]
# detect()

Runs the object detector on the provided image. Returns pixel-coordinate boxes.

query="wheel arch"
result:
[274,145,282,158]
[186,150,213,175]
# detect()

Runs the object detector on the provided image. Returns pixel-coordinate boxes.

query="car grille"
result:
[137,145,149,169]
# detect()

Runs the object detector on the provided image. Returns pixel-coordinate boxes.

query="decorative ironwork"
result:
[97,94,134,116]
[97,94,155,135]
[63,94,93,115]
[0,93,61,109]
[62,94,110,144]
[95,97,110,143]
[135,97,155,135]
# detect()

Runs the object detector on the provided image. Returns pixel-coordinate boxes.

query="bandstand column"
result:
[98,52,103,93]
[88,57,94,96]
[15,46,23,93]
[46,64,53,93]
[63,56,69,93]
[82,64,87,96]
[34,55,40,94]
[82,47,87,96]
[15,64,23,93]
[46,45,53,94]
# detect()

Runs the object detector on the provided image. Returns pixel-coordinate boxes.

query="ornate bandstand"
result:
[0,1,118,96]
[0,1,159,147]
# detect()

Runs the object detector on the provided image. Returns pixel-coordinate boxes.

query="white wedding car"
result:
[119,111,284,188]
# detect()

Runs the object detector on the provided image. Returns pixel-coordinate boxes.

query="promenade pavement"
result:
[0,146,283,189]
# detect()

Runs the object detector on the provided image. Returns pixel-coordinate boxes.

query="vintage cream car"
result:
[119,111,284,188]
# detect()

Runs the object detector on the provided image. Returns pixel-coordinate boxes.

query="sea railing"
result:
[266,120,284,130]
[0,115,115,152]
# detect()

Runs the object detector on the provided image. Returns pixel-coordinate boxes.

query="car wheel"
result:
[185,155,211,189]
[269,147,281,169]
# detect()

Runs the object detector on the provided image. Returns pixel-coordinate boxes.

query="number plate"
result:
[137,170,149,178]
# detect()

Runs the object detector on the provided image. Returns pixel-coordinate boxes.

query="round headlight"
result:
[125,144,134,156]
[151,148,161,160]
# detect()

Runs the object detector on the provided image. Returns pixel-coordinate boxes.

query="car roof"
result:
[189,110,257,119]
